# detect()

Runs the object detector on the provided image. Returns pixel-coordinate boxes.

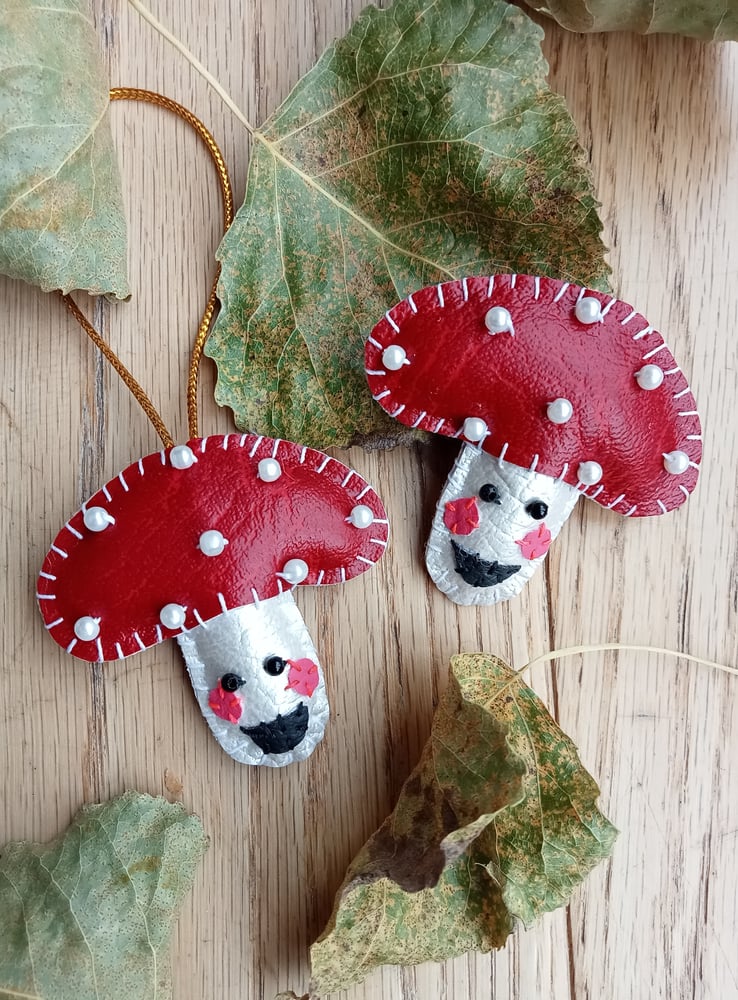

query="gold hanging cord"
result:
[60,87,234,448]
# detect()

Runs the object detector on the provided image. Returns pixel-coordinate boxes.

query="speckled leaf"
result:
[0,0,129,297]
[207,0,608,449]
[522,0,738,39]
[309,654,615,995]
[0,791,207,1000]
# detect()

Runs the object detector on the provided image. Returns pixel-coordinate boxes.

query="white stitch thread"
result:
[45,617,64,629]
[217,592,228,613]
[115,643,124,660]
[342,470,354,487]
[607,493,625,509]
[407,293,417,313]
[193,608,206,626]
[434,418,445,432]
[39,571,56,581]
[300,446,307,463]
[686,434,702,441]
[316,455,331,473]
[103,485,112,501]
[272,439,280,458]
[673,387,691,398]
[534,276,540,300]
[65,523,83,539]
[678,410,699,417]
[138,458,145,476]
[357,555,373,565]
[249,436,263,457]
[222,434,229,449]
[656,499,668,513]
[462,277,469,301]
[239,434,249,447]
[529,454,539,472]
[688,461,700,470]
[664,367,680,376]
[498,442,509,466]
[643,343,668,359]
[620,309,637,325]
[160,450,166,464]
[370,537,388,546]
[51,545,68,558]
[386,311,400,333]
[118,472,129,492]
[510,273,517,288]
[36,593,56,600]
[632,325,653,340]
[600,297,616,318]
[316,570,325,585]
[250,589,260,608]
[624,505,637,517]
[576,286,586,302]
[277,578,284,593]
[679,485,690,498]
[134,632,146,650]
[373,518,389,524]
[411,410,427,428]
[392,404,405,417]
[96,638,104,662]
[373,390,391,401]
[366,369,386,376]
[367,335,382,348]
[66,639,77,653]
[340,567,346,582]
[200,438,208,452]
[555,462,569,483]
[591,485,604,499]
[356,484,371,500]
[155,624,164,642]
[487,275,495,297]
[553,282,569,303]
[436,284,445,307]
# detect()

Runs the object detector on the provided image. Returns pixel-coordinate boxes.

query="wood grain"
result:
[2,3,737,998]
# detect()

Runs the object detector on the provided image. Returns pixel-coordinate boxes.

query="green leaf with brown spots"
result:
[207,0,609,449]
[0,791,208,1000]
[0,0,129,297]
[309,654,616,996]
[521,0,738,40]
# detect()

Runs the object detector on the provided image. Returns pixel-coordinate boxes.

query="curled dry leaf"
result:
[308,653,616,996]
[207,0,608,450]
[522,0,738,40]
[0,0,128,297]
[0,791,207,1000]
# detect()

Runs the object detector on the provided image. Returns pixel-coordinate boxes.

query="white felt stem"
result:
[426,444,580,606]
[177,591,329,766]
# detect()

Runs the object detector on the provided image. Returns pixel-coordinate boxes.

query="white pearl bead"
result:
[463,416,488,442]
[547,398,573,424]
[577,460,603,485]
[635,364,665,390]
[663,450,690,475]
[382,345,408,371]
[199,529,228,556]
[170,445,197,470]
[349,504,374,528]
[574,296,602,324]
[484,306,512,334]
[281,558,309,585]
[83,506,115,532]
[258,458,282,482]
[74,616,100,641]
[160,603,187,629]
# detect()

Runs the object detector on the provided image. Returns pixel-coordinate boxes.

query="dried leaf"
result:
[309,654,616,995]
[0,791,208,1000]
[0,0,129,297]
[207,0,608,450]
[522,0,738,40]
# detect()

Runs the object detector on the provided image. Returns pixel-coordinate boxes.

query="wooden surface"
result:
[2,3,738,998]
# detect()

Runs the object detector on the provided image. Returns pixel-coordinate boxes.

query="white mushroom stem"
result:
[176,591,329,767]
[426,444,580,606]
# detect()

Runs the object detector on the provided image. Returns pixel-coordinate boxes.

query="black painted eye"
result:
[263,655,287,676]
[478,483,501,504]
[221,673,244,692]
[525,500,548,520]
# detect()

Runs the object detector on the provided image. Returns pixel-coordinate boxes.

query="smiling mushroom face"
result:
[37,434,388,766]
[366,274,701,606]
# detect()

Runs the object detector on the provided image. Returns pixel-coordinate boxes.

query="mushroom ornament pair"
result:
[365,273,701,605]
[37,435,388,766]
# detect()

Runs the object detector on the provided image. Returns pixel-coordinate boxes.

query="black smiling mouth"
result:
[450,540,521,588]
[240,702,309,754]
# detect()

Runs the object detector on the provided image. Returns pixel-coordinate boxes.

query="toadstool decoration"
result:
[37,435,388,765]
[365,274,701,605]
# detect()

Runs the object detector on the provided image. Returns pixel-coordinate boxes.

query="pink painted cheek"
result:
[516,523,553,561]
[443,496,480,535]
[208,685,244,724]
[285,658,320,698]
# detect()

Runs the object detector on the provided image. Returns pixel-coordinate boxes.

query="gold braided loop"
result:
[61,87,234,446]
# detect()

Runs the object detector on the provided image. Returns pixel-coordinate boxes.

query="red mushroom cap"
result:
[37,435,388,663]
[365,274,701,516]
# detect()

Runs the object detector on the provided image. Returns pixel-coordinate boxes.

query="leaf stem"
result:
[126,0,255,136]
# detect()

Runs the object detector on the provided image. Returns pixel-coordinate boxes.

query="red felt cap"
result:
[365,274,701,517]
[37,435,388,663]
